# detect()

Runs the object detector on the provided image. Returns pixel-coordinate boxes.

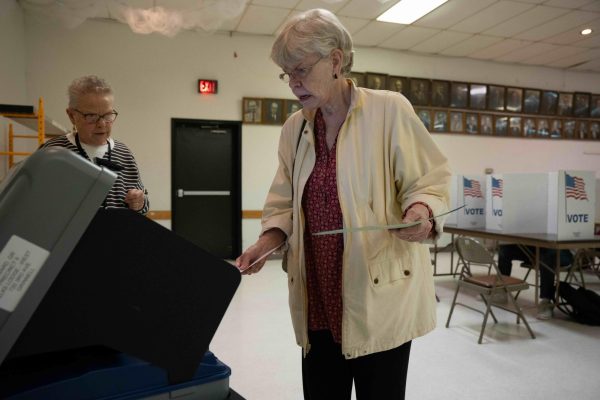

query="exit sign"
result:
[198,79,218,94]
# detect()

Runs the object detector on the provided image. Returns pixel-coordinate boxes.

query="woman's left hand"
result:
[390,204,432,242]
[125,189,145,211]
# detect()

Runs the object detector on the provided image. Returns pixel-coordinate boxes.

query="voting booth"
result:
[0,148,242,399]
[483,171,596,239]
[504,173,554,234]
[448,175,486,228]
[485,174,503,231]
[548,170,596,239]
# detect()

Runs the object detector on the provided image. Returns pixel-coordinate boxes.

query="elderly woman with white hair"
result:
[41,75,148,213]
[236,9,451,400]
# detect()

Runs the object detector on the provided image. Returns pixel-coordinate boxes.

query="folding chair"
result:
[571,248,600,281]
[446,236,536,344]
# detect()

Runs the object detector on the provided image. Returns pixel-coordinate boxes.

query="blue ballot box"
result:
[3,350,240,400]
[0,148,243,399]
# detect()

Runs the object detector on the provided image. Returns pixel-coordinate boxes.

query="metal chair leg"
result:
[507,291,536,339]
[478,301,493,344]
[446,283,461,328]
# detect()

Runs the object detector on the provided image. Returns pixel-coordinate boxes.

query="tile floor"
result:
[210,253,600,400]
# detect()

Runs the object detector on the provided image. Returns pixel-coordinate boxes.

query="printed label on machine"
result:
[0,235,49,312]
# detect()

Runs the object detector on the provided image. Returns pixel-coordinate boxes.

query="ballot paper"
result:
[238,242,285,272]
[313,205,465,236]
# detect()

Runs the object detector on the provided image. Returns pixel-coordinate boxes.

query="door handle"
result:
[177,189,231,198]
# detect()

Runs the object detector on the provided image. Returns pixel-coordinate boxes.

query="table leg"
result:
[450,233,455,275]
[534,247,540,306]
[433,240,438,275]
[554,249,561,306]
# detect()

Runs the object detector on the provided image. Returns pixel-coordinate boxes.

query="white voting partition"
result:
[451,175,486,228]
[548,170,596,239]
[502,173,549,234]
[485,174,503,231]
[447,175,459,225]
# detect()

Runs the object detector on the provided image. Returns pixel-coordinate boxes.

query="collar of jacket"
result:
[300,78,363,124]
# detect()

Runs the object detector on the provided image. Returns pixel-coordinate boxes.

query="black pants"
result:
[302,330,411,400]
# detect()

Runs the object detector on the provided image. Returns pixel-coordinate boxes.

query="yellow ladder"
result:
[1,97,65,168]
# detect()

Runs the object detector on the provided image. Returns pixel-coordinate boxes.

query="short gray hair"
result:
[67,75,113,108]
[271,9,354,76]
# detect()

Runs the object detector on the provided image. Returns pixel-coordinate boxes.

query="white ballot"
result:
[314,206,465,236]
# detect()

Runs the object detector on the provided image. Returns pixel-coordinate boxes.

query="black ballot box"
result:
[0,148,242,399]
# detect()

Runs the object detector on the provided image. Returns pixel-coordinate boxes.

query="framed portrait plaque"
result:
[431,80,450,107]
[410,78,431,106]
[242,97,262,124]
[488,85,505,111]
[469,84,487,110]
[506,87,523,113]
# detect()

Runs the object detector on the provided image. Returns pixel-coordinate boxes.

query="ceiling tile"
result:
[571,58,600,72]
[495,42,559,62]
[542,17,600,44]
[520,45,588,64]
[468,38,532,59]
[515,10,599,41]
[575,31,600,47]
[337,16,370,35]
[236,4,291,35]
[413,0,496,30]
[218,13,243,31]
[125,0,154,7]
[250,0,298,7]
[582,1,600,12]
[542,0,593,8]
[547,48,600,67]
[352,21,404,47]
[410,30,472,54]
[295,0,349,12]
[439,34,503,56]
[378,26,440,50]
[482,6,569,37]
[337,0,396,19]
[450,1,535,34]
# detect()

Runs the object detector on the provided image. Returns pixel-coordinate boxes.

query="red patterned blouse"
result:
[302,109,345,343]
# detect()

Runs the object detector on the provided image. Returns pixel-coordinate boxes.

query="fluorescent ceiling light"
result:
[581,28,592,35]
[377,0,448,25]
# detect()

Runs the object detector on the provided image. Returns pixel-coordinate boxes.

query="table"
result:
[441,225,600,304]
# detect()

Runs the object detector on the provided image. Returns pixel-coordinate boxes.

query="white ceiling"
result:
[21,0,600,73]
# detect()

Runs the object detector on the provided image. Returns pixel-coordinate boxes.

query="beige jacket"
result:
[261,82,451,358]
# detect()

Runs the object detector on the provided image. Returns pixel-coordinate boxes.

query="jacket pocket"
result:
[367,251,413,288]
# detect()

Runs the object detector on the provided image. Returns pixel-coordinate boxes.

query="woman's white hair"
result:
[271,9,354,76]
[68,75,113,108]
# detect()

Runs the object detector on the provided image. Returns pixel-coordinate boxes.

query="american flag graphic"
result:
[491,177,503,198]
[463,177,483,198]
[565,173,588,200]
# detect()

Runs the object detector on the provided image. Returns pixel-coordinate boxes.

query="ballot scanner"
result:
[0,147,242,399]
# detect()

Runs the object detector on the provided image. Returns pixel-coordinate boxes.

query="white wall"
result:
[2,14,599,248]
[0,0,29,178]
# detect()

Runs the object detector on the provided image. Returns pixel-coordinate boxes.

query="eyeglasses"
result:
[73,109,119,124]
[279,56,324,83]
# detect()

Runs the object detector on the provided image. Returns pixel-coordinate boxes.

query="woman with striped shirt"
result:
[41,75,149,214]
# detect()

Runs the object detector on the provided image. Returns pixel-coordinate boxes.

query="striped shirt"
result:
[40,135,149,214]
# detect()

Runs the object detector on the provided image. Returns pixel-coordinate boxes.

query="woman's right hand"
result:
[235,229,286,275]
